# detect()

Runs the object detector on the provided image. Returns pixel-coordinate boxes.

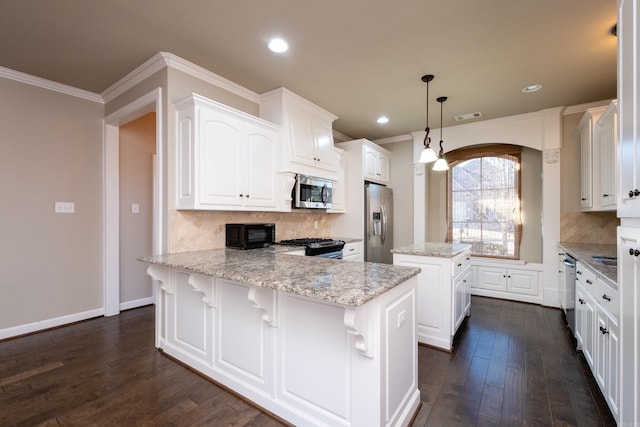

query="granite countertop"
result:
[391,242,472,258]
[558,242,617,286]
[138,248,420,307]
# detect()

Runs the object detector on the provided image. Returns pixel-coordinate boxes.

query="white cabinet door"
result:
[327,148,346,213]
[244,123,279,208]
[575,282,586,349]
[199,107,244,206]
[342,241,363,261]
[476,266,507,291]
[377,150,390,183]
[597,101,617,209]
[452,267,471,333]
[583,287,597,370]
[506,268,538,296]
[312,121,337,172]
[606,315,620,421]
[617,0,640,218]
[579,115,594,210]
[363,144,378,181]
[287,110,316,168]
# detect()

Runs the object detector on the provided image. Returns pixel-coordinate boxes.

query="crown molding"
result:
[161,53,260,103]
[0,65,103,103]
[101,52,261,104]
[101,52,167,103]
[563,99,614,115]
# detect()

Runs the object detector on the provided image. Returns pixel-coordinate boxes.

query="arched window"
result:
[446,144,522,259]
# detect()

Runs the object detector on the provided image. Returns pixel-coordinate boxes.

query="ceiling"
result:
[0,0,618,141]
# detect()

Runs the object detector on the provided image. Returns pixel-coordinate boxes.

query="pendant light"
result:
[418,74,438,163]
[432,96,449,171]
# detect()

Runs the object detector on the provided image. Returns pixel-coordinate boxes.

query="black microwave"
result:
[225,223,275,249]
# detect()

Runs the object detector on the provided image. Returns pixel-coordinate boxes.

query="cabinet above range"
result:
[260,88,338,180]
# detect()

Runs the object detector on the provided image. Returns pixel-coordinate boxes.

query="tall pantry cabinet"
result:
[616,0,640,425]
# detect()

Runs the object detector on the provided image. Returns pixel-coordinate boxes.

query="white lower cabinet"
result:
[393,250,471,351]
[342,241,363,261]
[472,262,542,304]
[574,260,619,422]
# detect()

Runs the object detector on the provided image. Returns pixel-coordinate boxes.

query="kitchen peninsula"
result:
[139,247,421,427]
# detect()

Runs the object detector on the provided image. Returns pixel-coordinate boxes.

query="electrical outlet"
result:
[55,202,75,214]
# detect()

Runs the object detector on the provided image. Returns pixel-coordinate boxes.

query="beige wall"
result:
[560,112,618,243]
[0,78,104,330]
[119,113,155,302]
[426,147,543,263]
[386,139,414,248]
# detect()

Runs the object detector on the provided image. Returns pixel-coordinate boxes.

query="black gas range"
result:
[279,238,345,258]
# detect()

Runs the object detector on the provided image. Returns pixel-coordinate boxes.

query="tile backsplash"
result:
[170,210,333,252]
[560,211,619,244]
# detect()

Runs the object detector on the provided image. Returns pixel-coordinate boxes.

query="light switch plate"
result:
[55,202,75,214]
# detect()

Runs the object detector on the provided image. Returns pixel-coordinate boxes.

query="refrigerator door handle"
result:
[380,203,387,245]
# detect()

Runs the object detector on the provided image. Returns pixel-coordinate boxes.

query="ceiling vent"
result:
[454,112,482,122]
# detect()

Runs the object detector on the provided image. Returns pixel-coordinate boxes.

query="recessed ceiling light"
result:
[268,38,288,53]
[522,84,543,93]
[377,116,389,124]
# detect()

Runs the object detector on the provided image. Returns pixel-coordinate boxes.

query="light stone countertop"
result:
[558,242,617,285]
[138,247,420,307]
[391,242,472,258]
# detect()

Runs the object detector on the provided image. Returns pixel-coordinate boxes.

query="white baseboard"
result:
[120,297,154,311]
[471,288,543,305]
[0,308,105,340]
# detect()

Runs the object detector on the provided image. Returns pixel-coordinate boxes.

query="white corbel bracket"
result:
[248,287,277,326]
[187,274,216,307]
[344,305,375,358]
[146,265,174,294]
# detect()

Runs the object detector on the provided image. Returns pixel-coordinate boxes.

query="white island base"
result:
[147,265,420,427]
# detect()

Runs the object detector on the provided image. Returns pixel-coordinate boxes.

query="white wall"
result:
[0,78,104,333]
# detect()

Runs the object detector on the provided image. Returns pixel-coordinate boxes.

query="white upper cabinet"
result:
[363,143,390,185]
[260,88,338,180]
[577,105,610,212]
[175,94,280,211]
[327,147,347,213]
[596,100,618,210]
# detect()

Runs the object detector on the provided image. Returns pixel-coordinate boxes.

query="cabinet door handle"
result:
[581,197,587,201]
[579,298,586,304]
[457,263,462,267]
[599,326,609,335]
[586,279,593,285]
[577,270,582,275]
[630,189,640,198]
[602,294,611,301]
[603,193,610,197]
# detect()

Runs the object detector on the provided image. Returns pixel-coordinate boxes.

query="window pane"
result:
[449,154,520,259]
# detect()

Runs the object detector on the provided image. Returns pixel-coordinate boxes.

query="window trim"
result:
[445,144,522,260]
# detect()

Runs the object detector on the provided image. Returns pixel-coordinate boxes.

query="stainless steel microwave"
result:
[293,175,333,209]
[225,223,275,249]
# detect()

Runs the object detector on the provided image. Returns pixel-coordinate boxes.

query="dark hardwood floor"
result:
[0,296,615,426]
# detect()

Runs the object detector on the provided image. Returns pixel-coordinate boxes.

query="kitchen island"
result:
[139,248,421,427]
[392,242,472,351]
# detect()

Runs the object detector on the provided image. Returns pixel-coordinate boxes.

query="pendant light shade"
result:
[419,74,437,163]
[432,96,449,171]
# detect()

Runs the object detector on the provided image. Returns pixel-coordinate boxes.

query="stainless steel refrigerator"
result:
[365,183,393,264]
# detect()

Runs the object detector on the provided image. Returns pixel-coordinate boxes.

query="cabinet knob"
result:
[579,298,586,304]
[630,248,635,256]
[602,294,611,301]
[599,326,609,335]
[577,270,582,275]
[508,275,511,278]
[603,193,610,197]
[503,275,506,278]
[245,194,250,198]
[586,279,593,285]
[239,193,243,197]
[457,263,462,267]
[633,249,640,257]
[630,189,640,198]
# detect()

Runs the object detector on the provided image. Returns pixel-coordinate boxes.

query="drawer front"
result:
[342,241,363,261]
[576,262,597,297]
[596,276,619,321]
[453,252,471,276]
